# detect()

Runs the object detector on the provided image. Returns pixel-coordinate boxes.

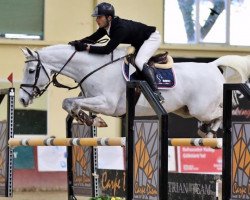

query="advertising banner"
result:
[178,146,222,174]
[168,173,221,200]
[38,146,67,171]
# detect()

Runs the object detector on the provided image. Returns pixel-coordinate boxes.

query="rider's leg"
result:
[135,31,165,103]
[141,63,165,102]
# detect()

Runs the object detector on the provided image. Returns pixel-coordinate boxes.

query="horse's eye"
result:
[28,69,35,74]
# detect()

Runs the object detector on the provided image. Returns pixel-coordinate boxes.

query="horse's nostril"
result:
[21,98,25,105]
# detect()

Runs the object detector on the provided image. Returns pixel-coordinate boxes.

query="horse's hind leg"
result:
[211,117,222,134]
[198,117,222,138]
[193,103,223,138]
[198,122,213,138]
[197,107,222,138]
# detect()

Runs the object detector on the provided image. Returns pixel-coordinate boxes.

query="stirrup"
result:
[154,91,165,103]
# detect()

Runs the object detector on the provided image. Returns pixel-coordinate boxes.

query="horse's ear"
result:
[21,48,29,58]
[21,47,34,58]
[26,47,34,57]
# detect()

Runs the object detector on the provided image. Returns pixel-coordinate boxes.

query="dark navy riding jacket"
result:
[80,17,156,54]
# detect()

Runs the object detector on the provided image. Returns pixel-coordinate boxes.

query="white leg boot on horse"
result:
[141,63,165,103]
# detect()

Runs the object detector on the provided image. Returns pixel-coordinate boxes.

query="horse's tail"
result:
[211,55,249,83]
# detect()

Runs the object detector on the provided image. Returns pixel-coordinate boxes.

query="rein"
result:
[52,38,109,90]
[51,51,77,89]
[63,54,129,90]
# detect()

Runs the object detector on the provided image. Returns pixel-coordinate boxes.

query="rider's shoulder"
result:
[112,17,134,29]
[111,17,128,30]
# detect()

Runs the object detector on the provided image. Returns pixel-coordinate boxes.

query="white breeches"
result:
[135,31,162,71]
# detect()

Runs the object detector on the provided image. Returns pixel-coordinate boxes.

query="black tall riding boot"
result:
[141,63,165,103]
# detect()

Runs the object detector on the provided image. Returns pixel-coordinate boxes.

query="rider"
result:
[69,2,164,103]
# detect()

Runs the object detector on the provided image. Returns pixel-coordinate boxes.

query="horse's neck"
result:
[39,45,127,82]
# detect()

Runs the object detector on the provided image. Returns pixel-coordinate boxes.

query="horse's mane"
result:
[37,44,128,66]
[40,44,127,54]
[40,44,72,52]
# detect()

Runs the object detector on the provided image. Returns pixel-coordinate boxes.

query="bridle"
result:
[20,50,77,98]
[20,52,51,98]
[20,48,130,99]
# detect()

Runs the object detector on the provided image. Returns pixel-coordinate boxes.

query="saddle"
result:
[123,47,176,89]
[125,46,174,69]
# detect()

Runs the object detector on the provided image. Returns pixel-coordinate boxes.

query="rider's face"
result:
[96,16,111,29]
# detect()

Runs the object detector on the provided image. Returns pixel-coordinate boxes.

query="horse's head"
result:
[19,47,51,107]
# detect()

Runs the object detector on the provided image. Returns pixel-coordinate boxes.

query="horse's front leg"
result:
[72,95,118,115]
[73,95,118,127]
[62,96,107,127]
[76,109,107,127]
[63,95,117,127]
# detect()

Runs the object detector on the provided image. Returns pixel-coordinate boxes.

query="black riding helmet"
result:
[92,2,115,18]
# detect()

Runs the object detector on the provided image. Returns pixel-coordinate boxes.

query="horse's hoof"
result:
[76,119,85,125]
[93,117,108,127]
[197,129,216,138]
[205,132,214,138]
[197,129,207,138]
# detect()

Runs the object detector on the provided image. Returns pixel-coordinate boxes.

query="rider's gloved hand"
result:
[68,40,79,46]
[68,40,88,51]
[75,42,88,51]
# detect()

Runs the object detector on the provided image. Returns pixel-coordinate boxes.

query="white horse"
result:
[19,45,250,137]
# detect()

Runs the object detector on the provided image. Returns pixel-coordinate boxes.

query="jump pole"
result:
[168,138,222,148]
[8,137,126,147]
